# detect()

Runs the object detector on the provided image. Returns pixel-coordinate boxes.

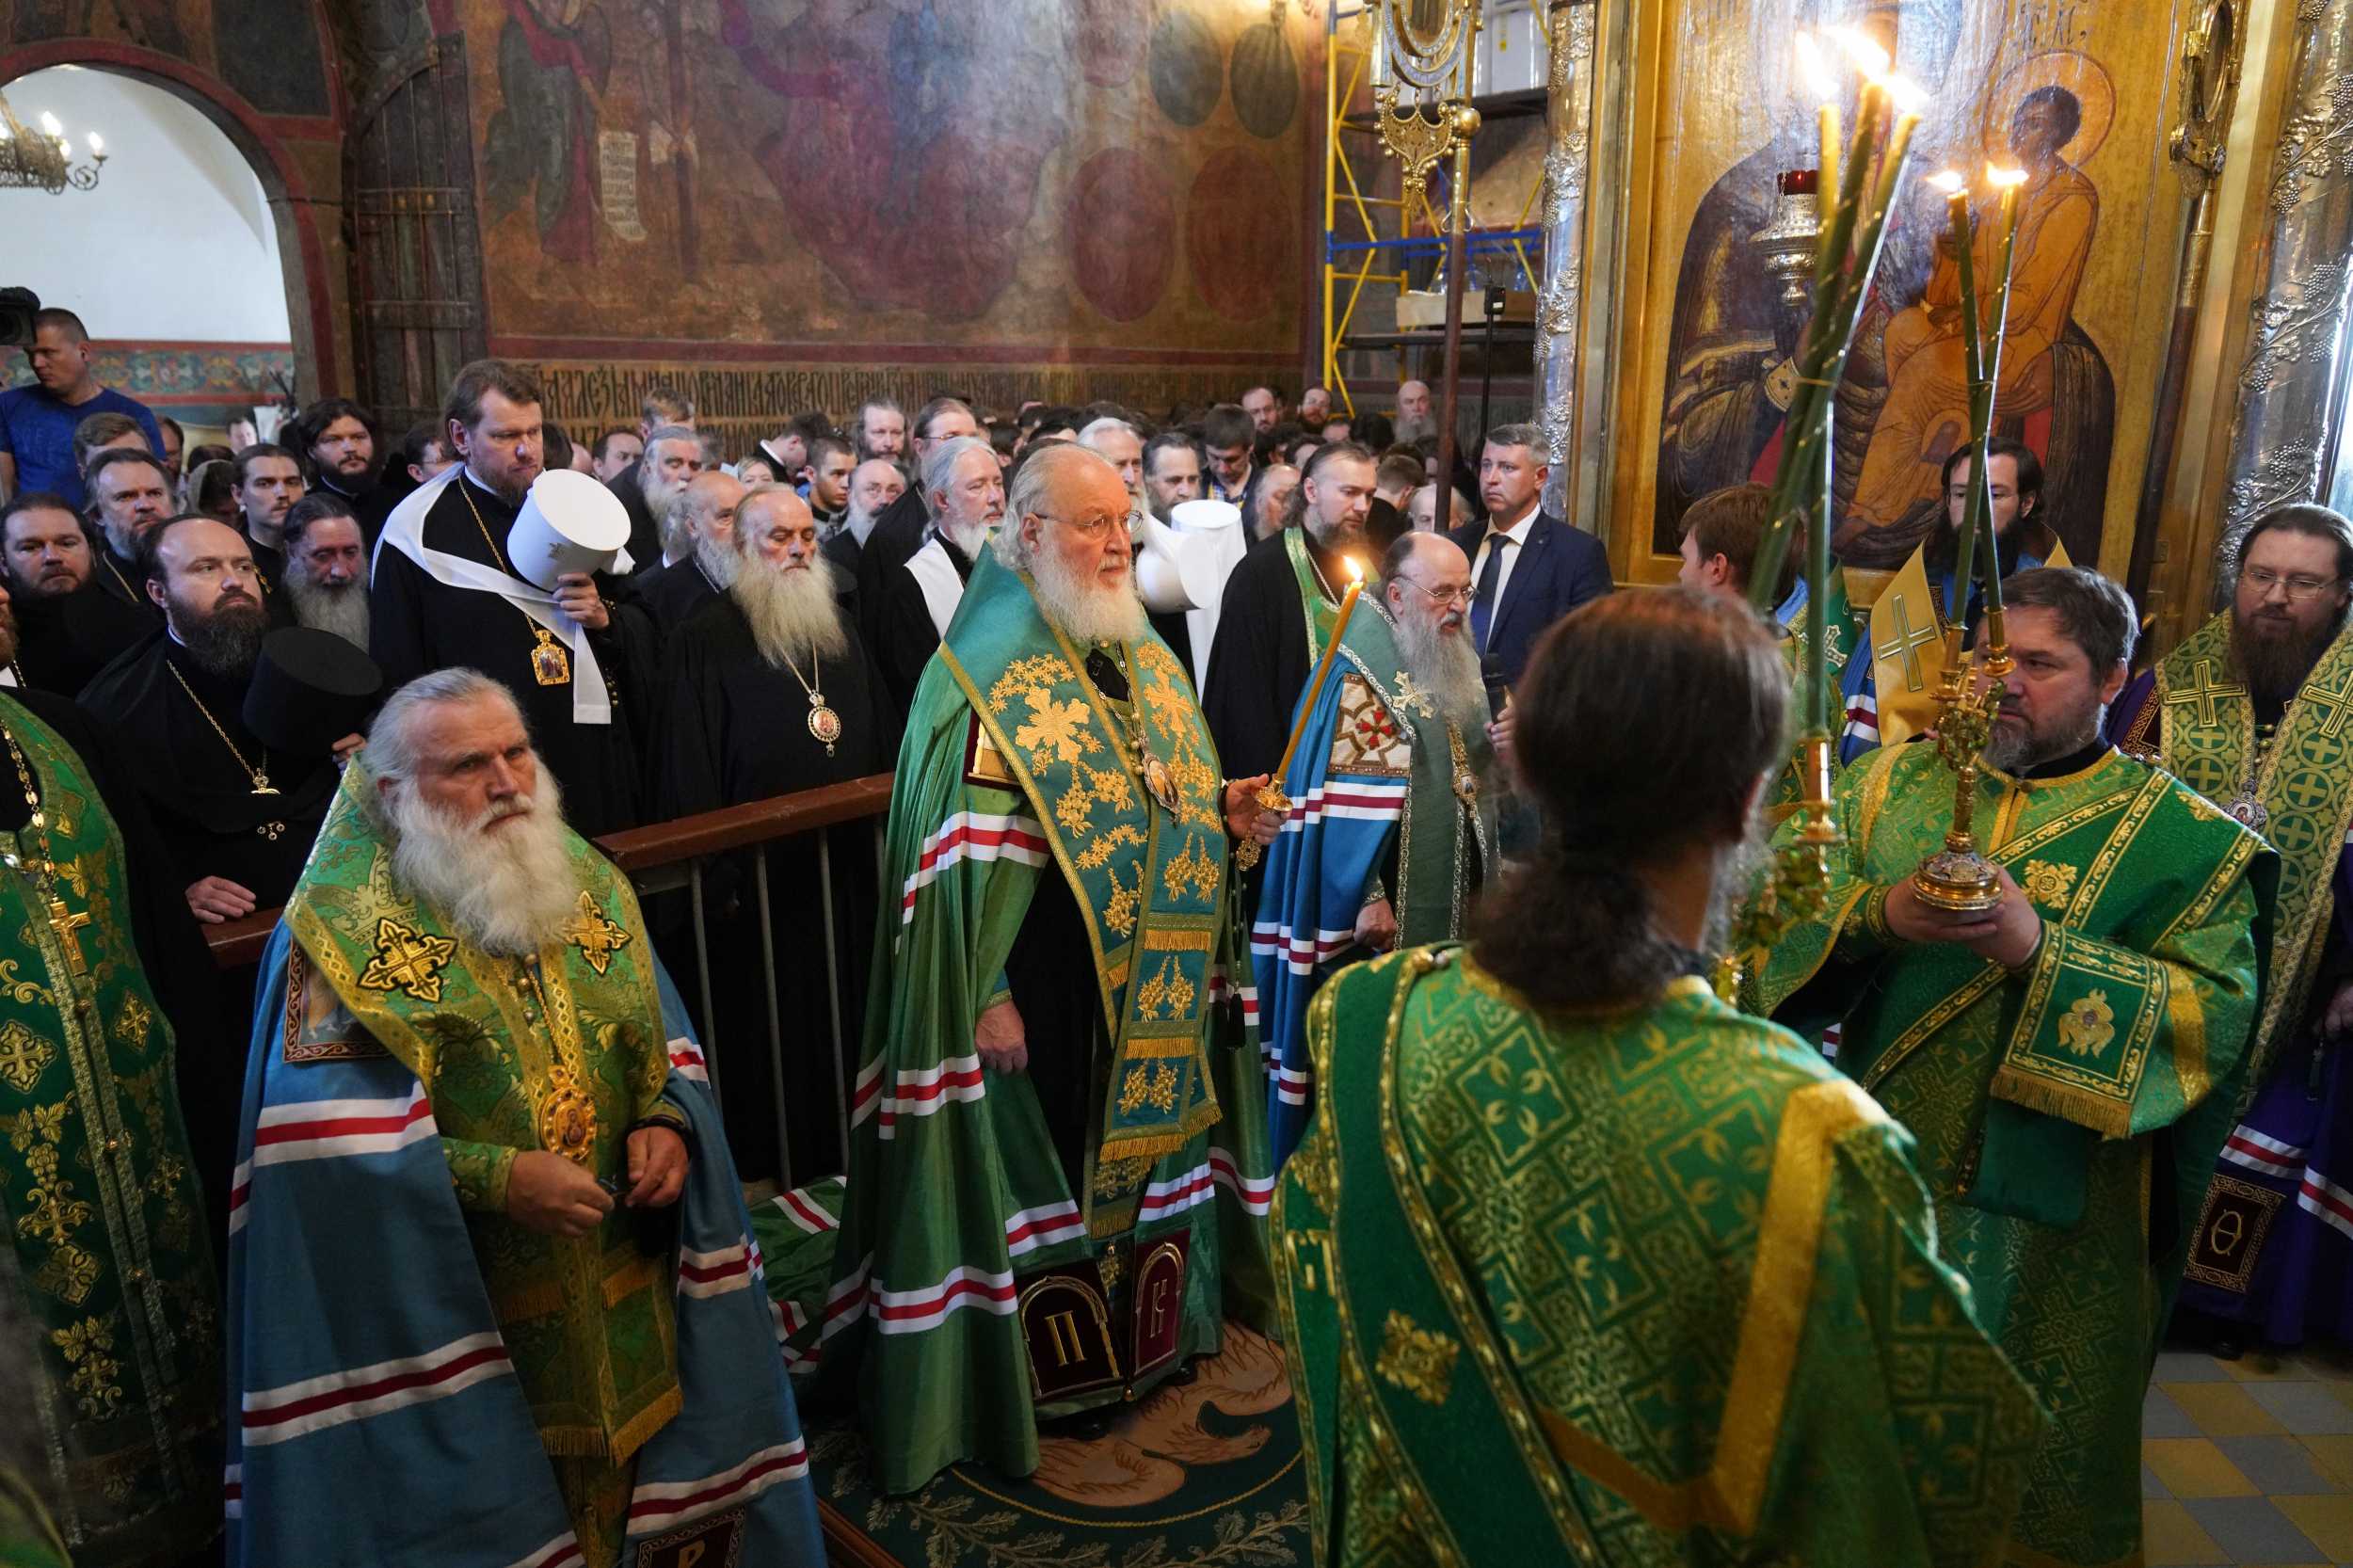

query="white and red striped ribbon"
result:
[677,1240,755,1301]
[2300,1169,2353,1243]
[1138,1162,1217,1224]
[872,1264,1017,1336]
[241,1330,511,1447]
[1004,1200,1084,1258]
[2220,1126,2305,1180]
[1210,1147,1273,1216]
[773,1188,838,1234]
[626,1439,808,1536]
[1276,780,1409,829]
[502,1535,584,1568]
[901,812,1050,924]
[667,1037,709,1083]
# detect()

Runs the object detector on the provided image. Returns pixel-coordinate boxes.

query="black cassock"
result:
[78,632,338,910]
[1202,529,1343,781]
[0,688,243,1240]
[652,594,898,1186]
[370,472,655,837]
[13,584,152,698]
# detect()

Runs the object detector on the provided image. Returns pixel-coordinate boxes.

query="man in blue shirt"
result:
[1,308,163,509]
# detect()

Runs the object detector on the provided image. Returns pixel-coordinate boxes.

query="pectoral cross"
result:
[2301,667,2353,739]
[2161,658,2246,730]
[47,899,89,975]
[1874,594,1941,693]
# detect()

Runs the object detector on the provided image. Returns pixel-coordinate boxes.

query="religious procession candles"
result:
[1273,557,1366,785]
[1795,33,1841,235]
[1930,168,1984,633]
[1976,165,2032,639]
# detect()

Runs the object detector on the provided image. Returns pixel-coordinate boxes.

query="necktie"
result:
[1470,532,1512,652]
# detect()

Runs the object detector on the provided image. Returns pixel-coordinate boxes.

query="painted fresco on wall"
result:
[465,0,1309,370]
[1,0,327,115]
[1627,0,2183,580]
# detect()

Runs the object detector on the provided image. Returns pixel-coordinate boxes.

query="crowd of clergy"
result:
[2,299,2351,1568]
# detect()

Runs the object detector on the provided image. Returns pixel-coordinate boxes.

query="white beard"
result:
[845,503,879,547]
[1030,540,1147,647]
[694,531,742,589]
[938,516,991,559]
[286,573,370,648]
[384,776,579,957]
[733,557,848,666]
[1394,609,1490,732]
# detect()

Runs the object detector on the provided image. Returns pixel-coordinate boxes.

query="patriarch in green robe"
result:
[824,444,1286,1495]
[1757,567,2275,1568]
[1277,587,2040,1567]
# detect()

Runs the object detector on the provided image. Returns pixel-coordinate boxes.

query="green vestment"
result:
[829,552,1273,1495]
[1276,948,2041,1567]
[1757,744,2274,1567]
[284,766,689,1562]
[2117,609,2353,1084]
[0,696,219,1568]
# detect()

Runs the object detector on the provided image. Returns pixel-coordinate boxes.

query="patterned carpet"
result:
[809,1325,1310,1568]
[2142,1343,2353,1565]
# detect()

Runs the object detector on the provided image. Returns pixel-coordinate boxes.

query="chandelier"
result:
[0,90,106,193]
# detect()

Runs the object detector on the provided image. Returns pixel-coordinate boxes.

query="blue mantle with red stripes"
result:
[226,925,824,1566]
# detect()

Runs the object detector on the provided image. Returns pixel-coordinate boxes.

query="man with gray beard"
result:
[875,434,1002,712]
[627,469,743,643]
[654,483,891,1182]
[82,515,349,922]
[630,424,706,572]
[281,491,371,649]
[1247,529,1500,1164]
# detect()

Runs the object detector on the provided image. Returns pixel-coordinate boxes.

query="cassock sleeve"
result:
[367,540,435,690]
[878,570,943,717]
[1203,555,1287,781]
[652,626,728,824]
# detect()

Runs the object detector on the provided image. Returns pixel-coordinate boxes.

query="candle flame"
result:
[86,131,102,155]
[1878,72,1927,117]
[1793,31,1837,103]
[1345,555,1365,584]
[1927,168,1966,194]
[38,111,61,137]
[1824,25,1891,80]
[1985,163,2029,187]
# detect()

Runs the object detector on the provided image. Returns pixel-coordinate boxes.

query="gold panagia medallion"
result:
[807,697,842,751]
[530,628,572,687]
[536,1066,599,1162]
[1142,752,1179,814]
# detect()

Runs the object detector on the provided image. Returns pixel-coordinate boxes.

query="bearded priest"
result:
[227,670,824,1568]
[821,443,1285,1495]
[1756,567,2272,1568]
[653,482,893,1185]
[2107,504,2353,1354]
[1253,531,1499,1166]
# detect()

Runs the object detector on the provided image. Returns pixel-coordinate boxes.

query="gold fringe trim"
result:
[609,1382,683,1465]
[538,1423,614,1459]
[603,1253,662,1306]
[1988,1064,2133,1140]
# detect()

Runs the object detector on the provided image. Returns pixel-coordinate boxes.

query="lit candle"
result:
[1796,33,1840,235]
[1974,164,2032,634]
[1273,557,1367,786]
[38,111,61,140]
[87,131,103,156]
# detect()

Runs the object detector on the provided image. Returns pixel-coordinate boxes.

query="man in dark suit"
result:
[1447,423,1612,709]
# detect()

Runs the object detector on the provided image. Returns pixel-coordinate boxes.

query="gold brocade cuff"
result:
[1835,885,1897,960]
[445,1138,518,1215]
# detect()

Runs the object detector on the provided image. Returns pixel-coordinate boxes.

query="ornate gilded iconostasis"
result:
[1536,0,2331,659]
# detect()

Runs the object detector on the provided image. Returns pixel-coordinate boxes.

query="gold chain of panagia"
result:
[0,715,69,899]
[164,661,270,792]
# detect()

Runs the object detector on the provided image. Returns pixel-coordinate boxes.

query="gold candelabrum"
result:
[1910,164,2030,914]
[1716,31,1924,1000]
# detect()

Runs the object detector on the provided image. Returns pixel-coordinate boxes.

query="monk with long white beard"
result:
[1250,529,1503,1166]
[228,668,826,1568]
[654,483,893,1182]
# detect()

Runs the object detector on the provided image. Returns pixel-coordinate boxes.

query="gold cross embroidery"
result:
[2301,667,2353,739]
[1874,593,1941,693]
[358,917,457,1002]
[2161,657,2247,730]
[559,891,631,976]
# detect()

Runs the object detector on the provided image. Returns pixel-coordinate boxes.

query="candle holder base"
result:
[1914,846,2003,913]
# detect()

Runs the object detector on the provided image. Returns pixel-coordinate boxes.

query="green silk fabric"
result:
[1758,744,2273,1565]
[0,696,219,1566]
[1276,947,2040,1567]
[285,765,684,1465]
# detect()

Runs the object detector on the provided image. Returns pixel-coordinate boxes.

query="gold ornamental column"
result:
[1533,0,1598,520]
[2215,0,2353,565]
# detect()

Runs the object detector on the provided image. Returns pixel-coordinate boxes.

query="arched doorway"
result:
[2,61,305,449]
